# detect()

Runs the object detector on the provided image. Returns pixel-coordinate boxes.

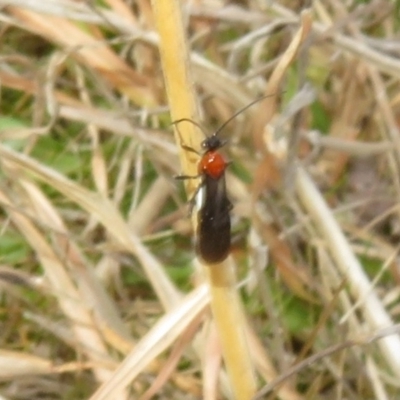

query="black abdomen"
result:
[196,175,232,264]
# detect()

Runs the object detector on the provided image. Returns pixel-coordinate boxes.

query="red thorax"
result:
[198,151,227,179]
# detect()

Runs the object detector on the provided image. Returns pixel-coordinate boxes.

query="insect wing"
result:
[196,174,231,263]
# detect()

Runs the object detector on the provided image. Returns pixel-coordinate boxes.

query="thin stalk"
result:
[151,1,257,398]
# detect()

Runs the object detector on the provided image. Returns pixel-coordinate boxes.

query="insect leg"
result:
[174,174,200,180]
[171,119,204,155]
[174,174,203,215]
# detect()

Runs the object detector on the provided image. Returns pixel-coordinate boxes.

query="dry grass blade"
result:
[0,350,53,379]
[6,4,155,105]
[19,179,133,344]
[296,166,400,375]
[0,144,181,311]
[89,284,209,400]
[252,10,312,146]
[0,188,112,382]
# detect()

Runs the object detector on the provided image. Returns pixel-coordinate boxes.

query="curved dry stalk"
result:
[254,323,400,399]
[0,187,112,382]
[271,3,400,81]
[89,284,209,400]
[295,165,400,376]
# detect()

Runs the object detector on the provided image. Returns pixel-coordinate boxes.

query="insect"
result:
[174,95,274,264]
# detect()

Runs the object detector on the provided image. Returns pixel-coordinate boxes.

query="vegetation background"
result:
[0,0,400,399]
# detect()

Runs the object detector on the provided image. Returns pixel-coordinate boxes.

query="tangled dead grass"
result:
[0,1,400,399]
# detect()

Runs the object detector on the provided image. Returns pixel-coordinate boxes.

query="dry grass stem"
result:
[152,0,257,398]
[296,166,400,374]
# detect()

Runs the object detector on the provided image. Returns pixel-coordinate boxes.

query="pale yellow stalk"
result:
[151,1,257,398]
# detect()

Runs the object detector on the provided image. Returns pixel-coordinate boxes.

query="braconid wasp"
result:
[174,94,275,264]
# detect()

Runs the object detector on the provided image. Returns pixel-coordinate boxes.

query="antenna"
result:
[213,93,277,137]
[172,118,209,138]
[171,92,279,143]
